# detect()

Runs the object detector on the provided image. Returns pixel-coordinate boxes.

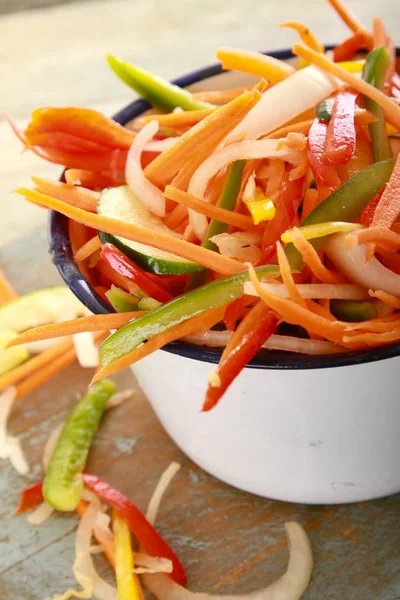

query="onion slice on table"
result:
[141,463,314,600]
[326,233,400,297]
[188,139,303,239]
[126,120,166,217]
[27,501,54,526]
[0,387,29,476]
[244,281,368,300]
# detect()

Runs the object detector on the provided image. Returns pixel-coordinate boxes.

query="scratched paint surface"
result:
[1,229,400,599]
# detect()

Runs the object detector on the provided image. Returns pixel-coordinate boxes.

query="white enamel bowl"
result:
[49,48,400,504]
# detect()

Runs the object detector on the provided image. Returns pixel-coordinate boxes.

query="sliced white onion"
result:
[244,281,368,300]
[42,422,63,471]
[105,389,134,410]
[210,233,262,263]
[133,554,173,575]
[73,332,99,368]
[27,501,54,526]
[126,120,166,217]
[93,511,115,557]
[183,330,343,355]
[326,233,400,297]
[146,462,181,526]
[242,172,256,202]
[227,65,342,142]
[0,386,29,476]
[188,139,302,239]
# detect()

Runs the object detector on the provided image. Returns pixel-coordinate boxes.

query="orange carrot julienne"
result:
[291,227,344,284]
[301,188,319,219]
[248,265,347,344]
[65,169,125,189]
[192,86,253,104]
[140,109,214,128]
[74,236,102,262]
[216,47,295,83]
[369,289,400,309]
[372,153,400,229]
[0,268,17,304]
[346,226,400,253]
[97,260,138,295]
[344,314,400,333]
[0,337,73,391]
[372,17,387,49]
[163,203,188,229]
[333,32,370,62]
[280,21,324,53]
[32,177,99,212]
[343,327,400,349]
[265,119,313,140]
[17,188,245,275]
[92,306,225,382]
[144,89,259,188]
[7,312,143,347]
[164,186,260,231]
[276,242,306,307]
[326,0,372,43]
[292,44,400,129]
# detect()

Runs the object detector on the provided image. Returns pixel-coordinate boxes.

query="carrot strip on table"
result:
[291,227,344,284]
[74,236,102,262]
[164,186,260,231]
[140,109,214,128]
[0,268,17,304]
[369,289,400,309]
[280,21,324,53]
[32,177,99,212]
[92,307,225,382]
[16,188,245,276]
[192,86,252,104]
[15,331,106,402]
[216,47,295,83]
[144,89,261,188]
[7,313,142,347]
[372,153,400,229]
[0,337,73,391]
[291,44,400,129]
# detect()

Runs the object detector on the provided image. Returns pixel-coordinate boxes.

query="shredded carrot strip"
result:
[0,268,17,304]
[16,188,245,276]
[163,203,188,229]
[343,327,400,349]
[372,17,387,48]
[276,242,306,307]
[301,188,319,219]
[353,110,378,127]
[92,307,225,382]
[291,228,344,284]
[32,177,98,212]
[14,331,106,402]
[65,169,125,189]
[144,90,259,188]
[265,119,313,140]
[372,153,400,229]
[0,337,73,391]
[280,21,324,53]
[346,226,400,253]
[74,236,102,262]
[333,32,370,63]
[8,313,143,347]
[164,186,260,231]
[369,289,400,309]
[216,47,295,83]
[69,219,93,283]
[292,44,400,129]
[326,0,372,42]
[192,86,252,104]
[140,109,214,128]
[248,265,347,344]
[77,500,115,568]
[344,314,400,332]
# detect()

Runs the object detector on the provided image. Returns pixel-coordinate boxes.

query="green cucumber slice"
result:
[97,186,204,275]
[0,286,86,333]
[0,330,29,376]
[105,285,139,312]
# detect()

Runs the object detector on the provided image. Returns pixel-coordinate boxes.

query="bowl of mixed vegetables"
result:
[8,1,400,503]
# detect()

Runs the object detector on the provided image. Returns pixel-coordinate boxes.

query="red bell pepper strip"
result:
[323,92,357,165]
[372,151,400,229]
[83,473,186,585]
[100,243,173,303]
[333,32,370,62]
[203,302,278,411]
[15,474,186,585]
[261,172,305,264]
[223,295,254,331]
[359,190,383,226]
[307,119,341,191]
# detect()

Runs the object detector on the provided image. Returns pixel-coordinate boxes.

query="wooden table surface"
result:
[1,1,400,599]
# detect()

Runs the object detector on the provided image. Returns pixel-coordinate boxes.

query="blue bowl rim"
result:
[49,45,400,370]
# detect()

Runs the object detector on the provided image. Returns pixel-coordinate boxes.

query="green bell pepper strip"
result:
[107,55,213,112]
[362,47,392,163]
[105,285,139,312]
[188,160,245,290]
[316,97,334,122]
[43,379,116,511]
[99,265,280,367]
[330,300,377,322]
[285,159,394,270]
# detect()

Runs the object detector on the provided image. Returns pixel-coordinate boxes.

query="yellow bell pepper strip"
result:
[285,159,394,270]
[362,47,392,163]
[324,91,357,165]
[338,60,365,73]
[330,299,377,322]
[281,222,362,243]
[107,55,213,112]
[99,263,280,368]
[112,509,143,600]
[43,379,116,511]
[244,191,275,225]
[216,47,295,83]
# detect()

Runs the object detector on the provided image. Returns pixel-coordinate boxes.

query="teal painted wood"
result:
[1,229,400,599]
